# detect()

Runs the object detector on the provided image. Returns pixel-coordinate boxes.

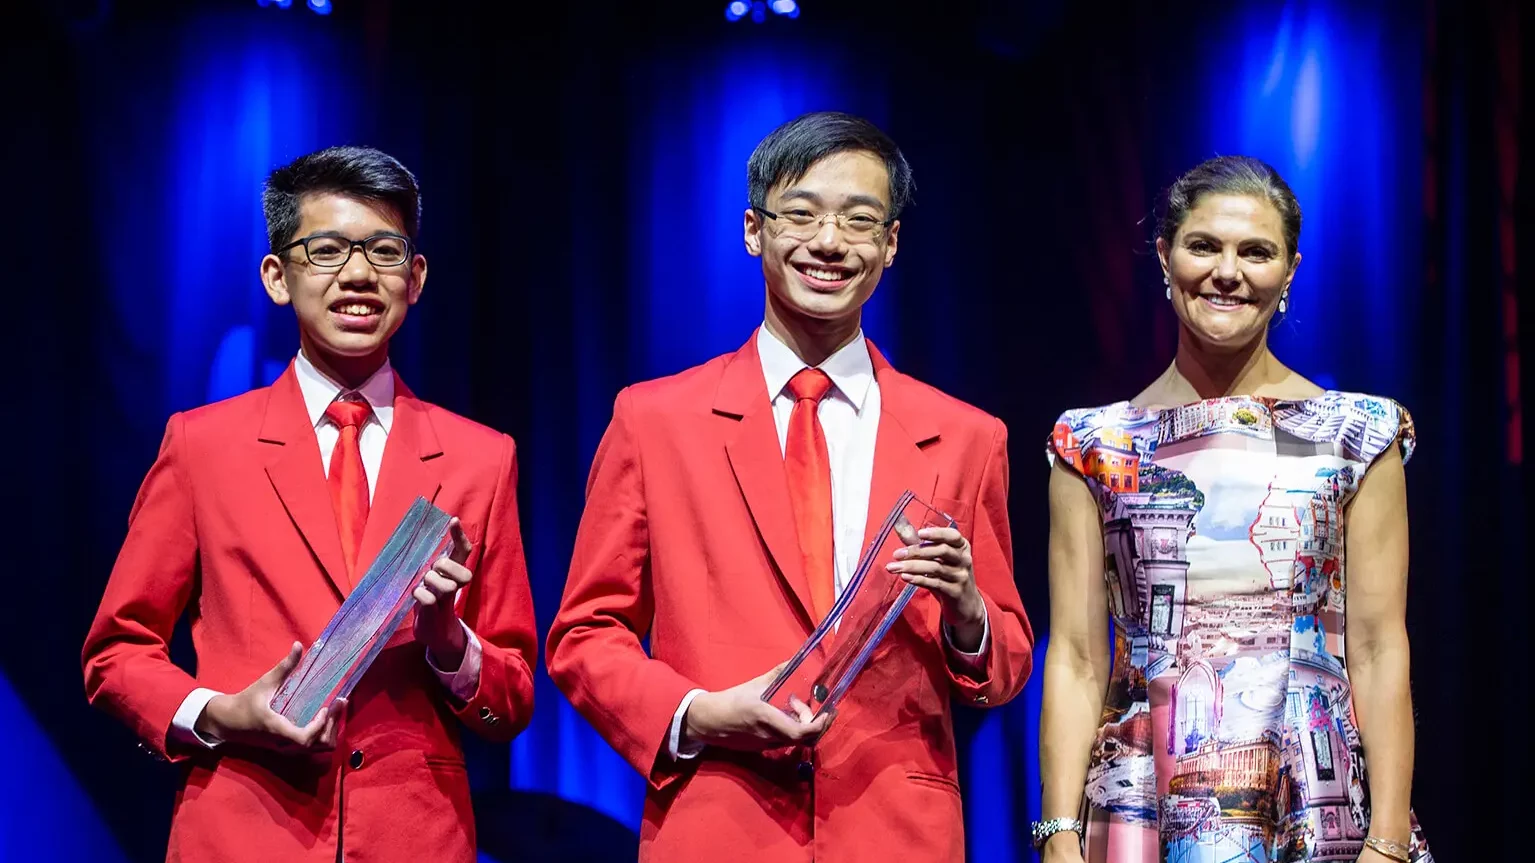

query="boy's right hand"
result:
[682,663,832,752]
[195,642,346,753]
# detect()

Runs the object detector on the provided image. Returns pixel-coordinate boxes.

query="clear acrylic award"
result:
[761,490,955,719]
[270,497,454,726]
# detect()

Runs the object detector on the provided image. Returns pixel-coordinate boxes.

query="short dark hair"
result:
[747,112,914,219]
[1155,155,1302,258]
[262,145,421,253]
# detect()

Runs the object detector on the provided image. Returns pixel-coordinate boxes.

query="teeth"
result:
[335,304,377,316]
[1206,296,1245,306]
[802,267,848,281]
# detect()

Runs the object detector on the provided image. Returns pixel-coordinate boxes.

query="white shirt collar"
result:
[756,324,875,413]
[294,350,396,433]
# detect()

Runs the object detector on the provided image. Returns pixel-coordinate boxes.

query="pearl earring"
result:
[1164,274,1171,300]
[1279,293,1289,314]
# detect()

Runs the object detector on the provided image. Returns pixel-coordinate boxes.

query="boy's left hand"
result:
[886,526,987,651]
[413,518,474,671]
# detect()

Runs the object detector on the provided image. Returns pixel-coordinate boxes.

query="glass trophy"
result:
[270,497,454,726]
[761,490,955,720]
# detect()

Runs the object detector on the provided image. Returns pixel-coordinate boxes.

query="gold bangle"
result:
[1363,836,1412,862]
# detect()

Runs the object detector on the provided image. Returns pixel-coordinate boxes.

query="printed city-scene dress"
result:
[1047,392,1432,863]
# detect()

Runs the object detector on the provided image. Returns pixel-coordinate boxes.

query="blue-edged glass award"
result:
[270,497,453,726]
[762,491,955,719]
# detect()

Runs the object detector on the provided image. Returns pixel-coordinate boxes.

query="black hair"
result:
[747,111,914,218]
[1156,155,1301,258]
[262,145,421,253]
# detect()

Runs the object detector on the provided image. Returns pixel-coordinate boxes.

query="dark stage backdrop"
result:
[7,0,1526,860]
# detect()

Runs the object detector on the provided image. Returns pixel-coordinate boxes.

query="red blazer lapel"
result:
[259,362,350,600]
[861,340,941,551]
[355,374,444,578]
[713,336,818,630]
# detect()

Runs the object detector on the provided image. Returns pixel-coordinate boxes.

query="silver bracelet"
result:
[1030,817,1084,851]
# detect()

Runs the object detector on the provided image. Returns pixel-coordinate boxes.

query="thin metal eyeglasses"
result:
[752,206,894,242]
[277,233,414,270]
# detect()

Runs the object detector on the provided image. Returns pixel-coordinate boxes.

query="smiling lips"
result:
[329,297,384,328]
[793,262,854,290]
[1199,293,1255,311]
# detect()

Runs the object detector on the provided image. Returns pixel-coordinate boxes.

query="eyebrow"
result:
[776,189,824,207]
[303,230,405,241]
[1183,230,1281,251]
[777,189,890,214]
[843,194,890,213]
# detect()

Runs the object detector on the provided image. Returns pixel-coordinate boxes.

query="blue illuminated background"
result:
[12,0,1520,859]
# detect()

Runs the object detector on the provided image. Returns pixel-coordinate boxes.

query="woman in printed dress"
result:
[1034,156,1432,863]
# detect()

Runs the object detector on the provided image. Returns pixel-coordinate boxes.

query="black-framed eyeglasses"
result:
[277,233,414,269]
[752,205,894,242]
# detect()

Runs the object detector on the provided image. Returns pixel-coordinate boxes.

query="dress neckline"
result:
[1132,392,1330,413]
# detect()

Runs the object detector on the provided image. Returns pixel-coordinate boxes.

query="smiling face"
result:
[260,192,427,380]
[1157,193,1299,352]
[744,150,900,330]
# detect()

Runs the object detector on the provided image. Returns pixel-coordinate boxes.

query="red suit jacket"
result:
[82,363,537,863]
[546,336,1034,862]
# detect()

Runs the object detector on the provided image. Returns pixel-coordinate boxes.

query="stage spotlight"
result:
[307,0,331,13]
[273,0,292,7]
[727,0,798,23]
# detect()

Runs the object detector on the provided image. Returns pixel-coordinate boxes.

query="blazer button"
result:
[973,695,989,705]
[796,760,814,782]
[480,707,498,724]
[349,749,365,770]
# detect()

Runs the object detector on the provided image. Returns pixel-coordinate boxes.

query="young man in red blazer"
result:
[547,112,1035,861]
[82,146,537,863]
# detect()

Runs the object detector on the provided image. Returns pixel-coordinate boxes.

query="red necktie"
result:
[325,398,372,577]
[785,369,836,624]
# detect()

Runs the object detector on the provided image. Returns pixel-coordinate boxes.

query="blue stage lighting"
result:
[273,0,292,8]
[727,0,798,23]
[308,0,331,13]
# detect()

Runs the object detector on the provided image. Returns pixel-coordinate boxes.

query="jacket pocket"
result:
[423,754,467,775]
[906,770,962,795]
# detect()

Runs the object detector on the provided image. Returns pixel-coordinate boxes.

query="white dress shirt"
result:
[667,326,989,759]
[169,351,482,748]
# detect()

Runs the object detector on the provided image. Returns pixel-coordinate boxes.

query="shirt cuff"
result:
[669,688,708,760]
[425,620,483,702]
[942,604,991,674]
[170,687,225,749]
